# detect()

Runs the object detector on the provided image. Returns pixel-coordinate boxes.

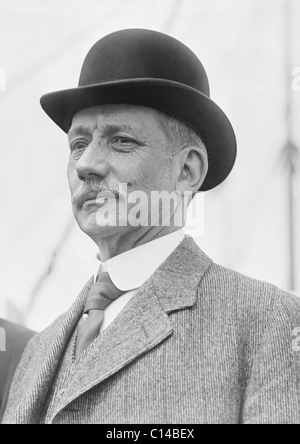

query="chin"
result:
[77,211,128,239]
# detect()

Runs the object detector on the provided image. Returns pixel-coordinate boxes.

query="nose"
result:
[75,139,109,182]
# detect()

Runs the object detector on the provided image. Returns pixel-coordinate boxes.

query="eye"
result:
[112,136,138,151]
[70,140,88,153]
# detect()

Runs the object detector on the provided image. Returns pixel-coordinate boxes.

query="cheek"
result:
[149,155,172,183]
[116,151,172,190]
[67,162,78,191]
[134,161,172,191]
[67,163,72,181]
[113,156,150,188]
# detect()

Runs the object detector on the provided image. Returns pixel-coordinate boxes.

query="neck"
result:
[94,226,183,262]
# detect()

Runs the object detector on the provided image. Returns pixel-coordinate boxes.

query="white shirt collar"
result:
[94,229,185,291]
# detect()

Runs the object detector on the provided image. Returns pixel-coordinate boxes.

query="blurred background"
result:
[0,0,299,331]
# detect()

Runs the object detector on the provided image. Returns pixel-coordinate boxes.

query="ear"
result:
[174,146,208,194]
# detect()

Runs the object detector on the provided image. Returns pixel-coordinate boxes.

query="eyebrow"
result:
[68,125,92,141]
[68,124,136,141]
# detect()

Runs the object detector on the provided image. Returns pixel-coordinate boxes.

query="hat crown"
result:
[79,29,210,96]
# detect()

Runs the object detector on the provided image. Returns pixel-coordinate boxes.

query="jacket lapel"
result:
[51,235,213,418]
[3,277,93,424]
[4,236,213,424]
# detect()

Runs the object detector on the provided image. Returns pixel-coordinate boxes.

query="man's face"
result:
[67,104,178,240]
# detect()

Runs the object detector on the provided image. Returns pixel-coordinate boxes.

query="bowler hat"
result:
[40,29,237,191]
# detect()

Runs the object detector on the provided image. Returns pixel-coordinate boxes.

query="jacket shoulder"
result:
[0,319,35,420]
[201,262,299,312]
[197,263,300,390]
[0,318,35,366]
[199,262,300,352]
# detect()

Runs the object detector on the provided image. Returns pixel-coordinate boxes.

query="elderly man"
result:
[2,29,300,425]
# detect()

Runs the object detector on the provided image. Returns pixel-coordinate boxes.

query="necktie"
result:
[75,271,124,359]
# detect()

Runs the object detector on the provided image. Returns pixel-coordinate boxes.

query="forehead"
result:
[69,104,165,137]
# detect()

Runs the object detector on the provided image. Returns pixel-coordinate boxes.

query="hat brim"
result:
[40,79,237,191]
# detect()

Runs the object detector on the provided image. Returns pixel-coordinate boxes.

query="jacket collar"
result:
[3,235,213,424]
[52,235,213,420]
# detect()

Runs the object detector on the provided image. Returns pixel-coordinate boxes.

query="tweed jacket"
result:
[2,236,300,424]
[0,319,35,421]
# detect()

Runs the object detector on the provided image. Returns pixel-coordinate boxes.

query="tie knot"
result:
[84,271,123,313]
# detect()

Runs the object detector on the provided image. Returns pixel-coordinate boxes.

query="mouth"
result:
[81,191,118,207]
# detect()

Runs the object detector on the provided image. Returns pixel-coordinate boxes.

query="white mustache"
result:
[72,181,120,208]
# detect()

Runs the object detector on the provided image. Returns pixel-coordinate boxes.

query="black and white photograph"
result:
[0,0,299,426]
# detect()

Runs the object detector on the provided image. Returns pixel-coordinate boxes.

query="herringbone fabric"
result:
[2,236,300,424]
